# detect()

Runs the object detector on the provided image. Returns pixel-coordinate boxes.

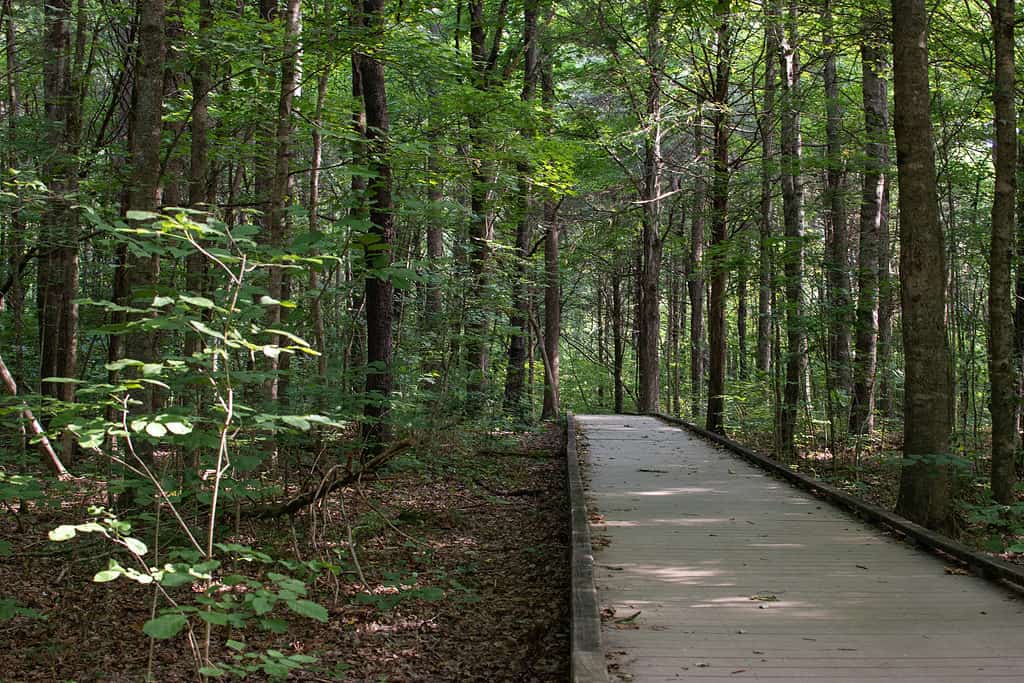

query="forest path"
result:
[577,414,1024,682]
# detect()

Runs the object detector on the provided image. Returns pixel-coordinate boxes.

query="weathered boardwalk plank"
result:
[578,414,1024,682]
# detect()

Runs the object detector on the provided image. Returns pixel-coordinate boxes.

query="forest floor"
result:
[0,423,569,682]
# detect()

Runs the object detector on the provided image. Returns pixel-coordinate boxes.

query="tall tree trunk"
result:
[503,0,539,417]
[989,0,1017,503]
[465,0,507,403]
[757,1,776,375]
[39,0,79,420]
[705,0,731,435]
[689,111,706,417]
[637,0,664,414]
[823,0,851,396]
[542,198,561,419]
[124,0,166,418]
[849,11,889,436]
[777,0,804,457]
[612,269,625,414]
[263,0,301,403]
[185,0,212,360]
[892,0,954,532]
[308,69,329,392]
[359,0,395,447]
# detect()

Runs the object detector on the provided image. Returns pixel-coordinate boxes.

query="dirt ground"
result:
[0,424,570,682]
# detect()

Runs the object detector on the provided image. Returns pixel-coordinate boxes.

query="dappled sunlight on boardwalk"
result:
[579,414,1024,682]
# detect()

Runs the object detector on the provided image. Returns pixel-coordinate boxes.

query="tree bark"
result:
[777,0,804,458]
[822,0,851,394]
[705,0,731,435]
[636,0,664,414]
[989,0,1017,503]
[503,0,540,417]
[892,0,954,532]
[689,111,706,417]
[359,0,395,447]
[38,0,79,418]
[757,0,776,375]
[849,10,889,436]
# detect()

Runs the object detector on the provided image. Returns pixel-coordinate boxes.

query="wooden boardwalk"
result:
[578,414,1024,682]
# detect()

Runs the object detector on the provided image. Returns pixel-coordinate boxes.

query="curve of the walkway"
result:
[578,414,1024,682]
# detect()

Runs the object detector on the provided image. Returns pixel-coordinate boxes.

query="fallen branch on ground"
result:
[251,439,414,518]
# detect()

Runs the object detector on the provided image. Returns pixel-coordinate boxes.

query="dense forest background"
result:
[3,0,1024,677]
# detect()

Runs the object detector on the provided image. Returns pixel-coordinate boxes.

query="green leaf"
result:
[179,295,216,309]
[49,525,77,541]
[198,610,230,626]
[226,639,247,652]
[251,596,273,615]
[126,210,160,222]
[93,569,121,582]
[280,415,311,431]
[165,421,192,435]
[145,422,168,438]
[286,599,328,622]
[198,666,224,677]
[123,537,148,556]
[260,618,289,633]
[143,613,188,639]
[151,296,175,307]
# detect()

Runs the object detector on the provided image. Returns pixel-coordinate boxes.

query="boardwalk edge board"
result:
[565,412,610,683]
[652,412,1024,594]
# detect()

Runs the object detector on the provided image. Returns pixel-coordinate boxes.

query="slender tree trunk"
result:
[637,0,664,414]
[359,0,394,447]
[465,0,506,402]
[39,0,79,420]
[612,270,625,414]
[989,0,1017,503]
[777,0,804,457]
[737,258,747,380]
[705,0,731,435]
[757,1,776,376]
[689,111,706,417]
[185,0,212,360]
[504,0,539,417]
[262,0,301,404]
[822,0,851,394]
[849,12,889,435]
[124,0,166,418]
[308,69,329,390]
[892,0,954,532]
[542,198,561,419]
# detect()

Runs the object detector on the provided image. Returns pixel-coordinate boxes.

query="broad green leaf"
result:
[123,537,148,556]
[251,596,273,615]
[226,639,247,652]
[126,210,160,221]
[198,610,230,626]
[280,416,311,431]
[179,295,216,308]
[286,599,328,622]
[198,667,224,677]
[145,422,168,438]
[151,296,175,307]
[74,522,105,533]
[165,421,192,435]
[143,613,188,639]
[93,569,121,582]
[49,525,77,541]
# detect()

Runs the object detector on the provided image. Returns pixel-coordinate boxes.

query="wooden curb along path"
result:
[576,413,1024,682]
[566,412,610,682]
